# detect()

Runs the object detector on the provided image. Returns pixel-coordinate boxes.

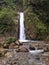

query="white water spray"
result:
[19,12,26,40]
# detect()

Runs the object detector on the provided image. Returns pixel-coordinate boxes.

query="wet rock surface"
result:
[0,49,48,65]
[0,41,49,65]
[18,45,29,52]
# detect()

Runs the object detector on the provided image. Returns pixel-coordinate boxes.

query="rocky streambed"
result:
[0,51,49,65]
[0,41,49,65]
[0,49,49,65]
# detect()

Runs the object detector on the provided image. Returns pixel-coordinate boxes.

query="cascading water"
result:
[19,12,44,54]
[19,12,39,42]
[19,12,26,41]
[19,12,30,42]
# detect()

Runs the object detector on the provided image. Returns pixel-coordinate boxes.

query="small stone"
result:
[29,44,35,50]
[44,44,49,52]
[0,43,3,48]
[16,49,19,52]
[0,48,5,57]
[9,43,15,49]
[15,41,20,45]
[1,41,5,45]
[3,43,9,49]
[14,45,19,49]
[11,61,18,65]
[5,52,13,58]
[29,46,35,50]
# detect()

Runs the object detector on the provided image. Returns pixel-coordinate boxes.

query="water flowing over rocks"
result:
[0,49,49,65]
[0,40,49,65]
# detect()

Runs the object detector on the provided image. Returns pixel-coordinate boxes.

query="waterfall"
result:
[19,12,43,42]
[18,12,44,54]
[19,12,42,43]
[19,12,32,42]
[19,12,26,41]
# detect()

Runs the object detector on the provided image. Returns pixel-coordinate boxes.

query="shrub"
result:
[6,37,13,44]
[0,7,16,34]
[6,37,16,44]
[12,37,16,42]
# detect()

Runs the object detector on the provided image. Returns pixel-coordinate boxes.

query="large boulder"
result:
[9,43,19,49]
[15,40,23,46]
[3,43,9,49]
[18,45,29,52]
[9,43,15,49]
[15,40,20,45]
[44,44,49,52]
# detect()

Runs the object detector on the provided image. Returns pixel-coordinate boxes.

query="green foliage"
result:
[34,17,47,35]
[0,0,49,40]
[0,8,7,19]
[6,37,13,44]
[12,37,16,42]
[29,0,49,26]
[0,9,15,33]
[26,10,48,40]
[25,0,49,40]
[0,1,17,33]
[6,37,16,44]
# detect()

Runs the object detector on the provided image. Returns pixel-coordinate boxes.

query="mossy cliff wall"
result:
[0,0,49,40]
